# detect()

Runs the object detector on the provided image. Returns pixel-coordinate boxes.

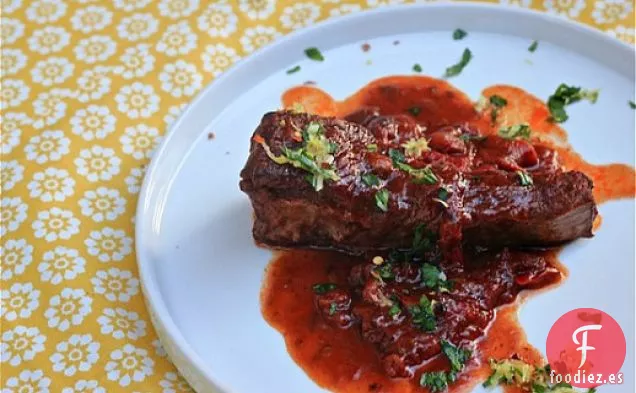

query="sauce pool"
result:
[260,76,634,393]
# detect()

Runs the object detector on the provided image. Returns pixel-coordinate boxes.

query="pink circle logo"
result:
[546,308,626,388]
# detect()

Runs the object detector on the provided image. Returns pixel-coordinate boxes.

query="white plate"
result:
[136,4,635,393]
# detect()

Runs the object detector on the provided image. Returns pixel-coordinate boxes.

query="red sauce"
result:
[261,76,635,393]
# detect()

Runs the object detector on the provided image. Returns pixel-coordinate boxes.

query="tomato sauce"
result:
[261,76,634,393]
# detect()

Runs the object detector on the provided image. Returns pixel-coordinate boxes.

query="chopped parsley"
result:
[409,295,436,331]
[420,371,449,392]
[453,29,468,40]
[420,263,452,291]
[375,188,389,212]
[420,341,471,391]
[630,100,636,109]
[257,121,339,191]
[441,340,471,373]
[312,283,337,294]
[375,261,395,280]
[362,173,381,187]
[304,47,324,61]
[437,187,449,201]
[459,133,487,142]
[328,303,337,315]
[444,48,472,78]
[484,359,595,393]
[413,63,423,73]
[402,137,429,157]
[407,106,422,116]
[489,94,508,123]
[498,123,531,140]
[547,83,599,123]
[389,149,438,185]
[412,224,436,254]
[528,40,539,52]
[388,302,401,317]
[517,170,533,187]
[367,143,378,152]
[286,65,301,74]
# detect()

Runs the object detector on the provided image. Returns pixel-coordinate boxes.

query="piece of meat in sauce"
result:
[239,111,597,255]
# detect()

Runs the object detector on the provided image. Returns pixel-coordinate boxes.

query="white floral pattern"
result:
[28,168,75,202]
[97,308,147,340]
[75,67,113,103]
[158,60,203,98]
[1,326,46,366]
[280,3,321,29]
[61,380,106,393]
[115,82,161,119]
[44,288,92,332]
[91,268,139,302]
[70,105,117,141]
[32,208,81,242]
[1,283,40,321]
[71,6,113,33]
[202,44,241,76]
[50,334,100,376]
[0,197,28,237]
[1,160,25,191]
[1,238,33,282]
[197,3,238,37]
[24,130,71,164]
[591,0,633,23]
[159,372,195,393]
[2,49,28,76]
[28,26,71,55]
[105,344,154,386]
[78,187,126,222]
[156,21,198,56]
[85,227,133,262]
[74,35,117,64]
[38,247,86,285]
[2,369,51,393]
[74,145,122,182]
[117,13,159,41]
[31,57,75,87]
[240,24,282,53]
[544,0,587,18]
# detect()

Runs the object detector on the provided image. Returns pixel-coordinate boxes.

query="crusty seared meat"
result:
[239,110,596,254]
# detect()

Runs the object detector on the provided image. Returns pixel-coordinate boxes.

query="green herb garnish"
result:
[304,47,324,61]
[444,48,472,78]
[453,29,467,40]
[286,65,300,74]
[517,170,533,187]
[328,303,337,315]
[629,100,636,109]
[362,173,381,187]
[402,137,429,157]
[459,134,487,142]
[367,143,378,152]
[498,123,531,140]
[420,371,449,392]
[420,263,451,291]
[389,149,438,185]
[259,121,339,191]
[489,94,508,123]
[375,261,394,280]
[547,83,599,123]
[528,40,539,52]
[375,189,389,212]
[407,106,422,116]
[413,63,423,73]
[437,187,449,201]
[409,295,436,331]
[412,224,436,254]
[441,340,471,373]
[388,302,401,317]
[312,283,337,294]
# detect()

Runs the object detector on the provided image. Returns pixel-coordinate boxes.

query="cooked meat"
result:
[239,111,597,254]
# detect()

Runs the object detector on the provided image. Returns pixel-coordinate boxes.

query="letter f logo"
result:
[572,324,602,369]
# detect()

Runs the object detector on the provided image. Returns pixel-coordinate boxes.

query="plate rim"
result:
[135,4,635,392]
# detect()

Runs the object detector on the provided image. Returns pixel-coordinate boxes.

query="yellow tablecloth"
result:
[0,0,633,391]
